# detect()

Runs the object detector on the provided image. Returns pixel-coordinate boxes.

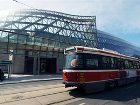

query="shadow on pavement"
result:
[69,82,140,102]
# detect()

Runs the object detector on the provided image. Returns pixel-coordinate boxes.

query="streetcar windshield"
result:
[64,53,84,70]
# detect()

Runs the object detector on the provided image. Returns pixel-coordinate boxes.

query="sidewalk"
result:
[0,74,62,85]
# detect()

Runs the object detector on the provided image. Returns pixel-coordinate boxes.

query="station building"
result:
[0,9,140,74]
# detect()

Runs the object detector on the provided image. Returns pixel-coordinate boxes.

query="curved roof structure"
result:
[0,9,139,57]
[0,9,97,53]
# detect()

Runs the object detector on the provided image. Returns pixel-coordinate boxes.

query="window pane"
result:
[110,58,117,69]
[86,58,98,69]
[18,35,27,44]
[9,34,18,43]
[125,60,129,69]
[102,56,110,69]
[34,37,42,46]
[27,36,34,45]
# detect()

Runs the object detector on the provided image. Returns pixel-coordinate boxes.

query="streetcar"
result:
[62,46,140,93]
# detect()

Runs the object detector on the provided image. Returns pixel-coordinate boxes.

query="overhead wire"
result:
[12,0,38,10]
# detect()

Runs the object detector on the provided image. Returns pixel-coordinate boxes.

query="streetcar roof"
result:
[64,46,140,61]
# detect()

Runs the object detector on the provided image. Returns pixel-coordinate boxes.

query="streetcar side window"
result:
[85,54,99,70]
[138,62,140,69]
[110,57,117,69]
[117,59,125,70]
[86,58,98,69]
[128,60,134,69]
[137,61,140,69]
[133,61,138,69]
[120,59,125,69]
[125,60,129,69]
[101,56,111,70]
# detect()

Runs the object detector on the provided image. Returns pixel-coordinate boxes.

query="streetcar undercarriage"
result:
[63,76,138,93]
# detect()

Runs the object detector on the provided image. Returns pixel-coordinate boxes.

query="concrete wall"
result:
[13,55,25,74]
[0,54,9,60]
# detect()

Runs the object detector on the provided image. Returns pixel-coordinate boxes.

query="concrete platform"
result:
[0,74,62,85]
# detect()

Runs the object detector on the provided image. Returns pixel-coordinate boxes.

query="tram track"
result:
[0,80,62,91]
[1,84,64,96]
[0,90,70,104]
[48,97,84,105]
[33,89,83,105]
[0,90,83,105]
[0,84,76,105]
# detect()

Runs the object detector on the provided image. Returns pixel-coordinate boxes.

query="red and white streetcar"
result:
[63,46,140,93]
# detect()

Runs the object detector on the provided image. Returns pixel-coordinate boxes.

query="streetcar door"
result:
[118,59,126,78]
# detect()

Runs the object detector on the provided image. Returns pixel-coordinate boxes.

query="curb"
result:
[0,78,62,85]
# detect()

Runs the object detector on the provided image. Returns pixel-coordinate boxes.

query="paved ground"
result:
[0,74,62,85]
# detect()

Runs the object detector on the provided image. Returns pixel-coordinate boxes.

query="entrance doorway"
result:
[24,57,33,74]
[40,58,56,74]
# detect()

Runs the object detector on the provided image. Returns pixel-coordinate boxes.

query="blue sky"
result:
[0,0,140,47]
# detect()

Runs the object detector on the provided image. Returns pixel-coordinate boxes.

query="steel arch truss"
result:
[0,9,98,52]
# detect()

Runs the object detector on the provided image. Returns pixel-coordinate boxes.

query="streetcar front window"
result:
[64,53,84,70]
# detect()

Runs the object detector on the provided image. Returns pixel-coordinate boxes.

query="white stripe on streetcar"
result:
[63,69,121,72]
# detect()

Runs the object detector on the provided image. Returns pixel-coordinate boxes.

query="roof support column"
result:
[33,56,37,75]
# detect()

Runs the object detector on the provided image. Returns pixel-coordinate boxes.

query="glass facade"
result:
[97,30,140,57]
[0,9,98,50]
